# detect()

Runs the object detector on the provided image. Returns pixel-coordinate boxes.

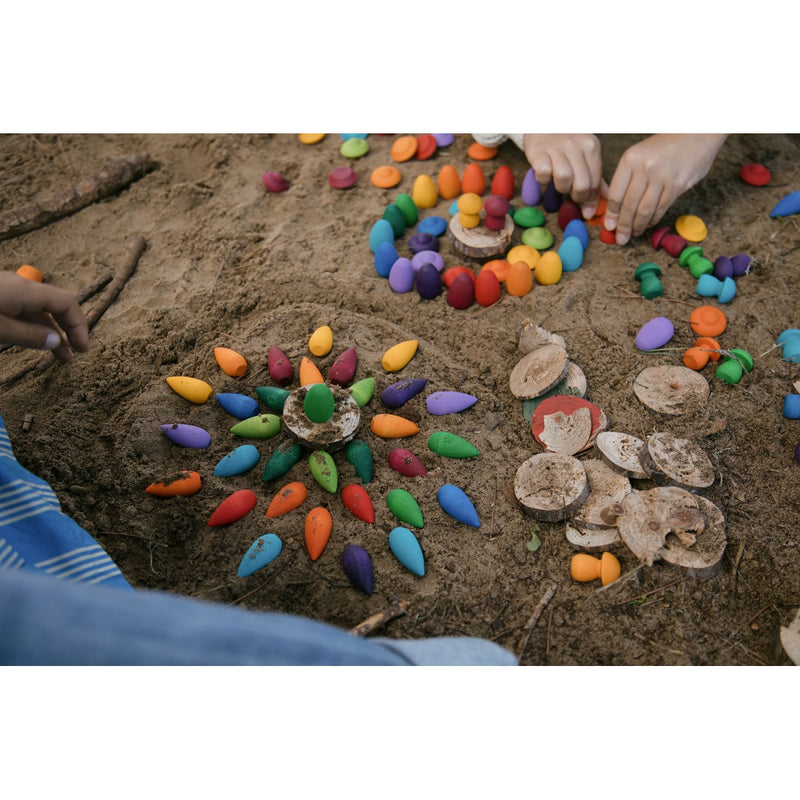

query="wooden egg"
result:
[437,164,461,199]
[208,489,258,527]
[214,346,248,377]
[535,252,563,285]
[308,325,333,356]
[299,357,325,386]
[267,345,294,386]
[145,470,202,497]
[461,163,486,195]
[490,165,515,200]
[382,340,418,372]
[304,507,332,561]
[412,174,438,209]
[266,481,308,518]
[166,376,213,404]
[237,533,283,577]
[342,483,375,523]
[475,268,501,307]
[506,261,534,297]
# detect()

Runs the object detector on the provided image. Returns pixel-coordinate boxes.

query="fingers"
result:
[0,273,89,359]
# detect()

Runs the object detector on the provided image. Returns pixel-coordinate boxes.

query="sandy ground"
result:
[2,132,800,665]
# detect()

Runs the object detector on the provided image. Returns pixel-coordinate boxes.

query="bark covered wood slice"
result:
[595,431,649,480]
[448,213,514,259]
[660,494,726,579]
[780,607,800,665]
[514,452,589,521]
[281,384,361,450]
[522,361,588,421]
[509,344,569,399]
[640,431,716,490]
[633,365,710,416]
[571,457,632,528]
[516,318,567,353]
[531,395,608,454]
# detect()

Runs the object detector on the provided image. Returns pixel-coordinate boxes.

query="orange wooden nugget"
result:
[304,506,332,561]
[391,135,418,162]
[370,413,420,439]
[266,481,308,518]
[467,142,498,160]
[299,357,325,386]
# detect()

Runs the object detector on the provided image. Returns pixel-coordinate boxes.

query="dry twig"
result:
[349,600,410,636]
[515,582,558,661]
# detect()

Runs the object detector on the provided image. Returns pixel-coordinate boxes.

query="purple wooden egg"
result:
[426,390,478,415]
[381,378,428,408]
[447,272,475,309]
[731,253,751,276]
[411,250,445,272]
[160,423,211,449]
[635,316,675,351]
[542,180,563,212]
[416,263,442,299]
[387,447,428,477]
[329,346,357,385]
[389,257,415,293]
[713,255,734,280]
[521,168,541,206]
[796,441,800,464]
[342,544,373,594]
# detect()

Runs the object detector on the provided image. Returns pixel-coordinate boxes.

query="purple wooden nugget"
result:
[342,544,373,594]
[408,233,439,254]
[426,391,478,415]
[411,250,445,272]
[160,423,212,449]
[381,378,428,408]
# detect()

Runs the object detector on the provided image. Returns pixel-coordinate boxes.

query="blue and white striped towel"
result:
[0,413,131,589]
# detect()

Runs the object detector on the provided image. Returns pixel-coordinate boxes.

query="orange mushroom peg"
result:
[570,552,621,586]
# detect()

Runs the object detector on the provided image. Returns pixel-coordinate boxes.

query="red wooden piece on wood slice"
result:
[531,395,607,455]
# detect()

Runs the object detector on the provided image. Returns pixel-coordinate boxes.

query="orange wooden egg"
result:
[266,481,308,518]
[506,261,534,297]
[475,269,501,307]
[145,470,202,497]
[491,166,515,200]
[214,346,248,377]
[304,506,332,561]
[299,357,325,386]
[461,163,486,195]
[370,413,420,439]
[437,164,461,199]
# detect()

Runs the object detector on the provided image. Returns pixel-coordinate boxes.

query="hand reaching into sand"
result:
[522,134,605,219]
[603,134,728,245]
[0,273,89,361]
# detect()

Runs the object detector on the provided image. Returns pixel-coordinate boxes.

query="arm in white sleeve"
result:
[472,134,525,150]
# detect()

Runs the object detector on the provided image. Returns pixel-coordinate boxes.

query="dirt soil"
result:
[1,132,799,666]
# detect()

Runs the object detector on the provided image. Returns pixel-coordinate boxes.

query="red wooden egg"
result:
[490,165,515,200]
[447,271,475,309]
[208,489,258,526]
[739,163,771,186]
[599,226,616,244]
[474,268,501,307]
[341,483,375,523]
[387,448,428,477]
[557,198,581,230]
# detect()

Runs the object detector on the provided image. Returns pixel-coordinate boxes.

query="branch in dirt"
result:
[0,154,158,242]
[515,582,558,661]
[349,600,410,637]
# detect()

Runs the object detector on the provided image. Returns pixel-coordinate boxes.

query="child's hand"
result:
[604,134,727,245]
[522,134,604,219]
[0,273,89,361]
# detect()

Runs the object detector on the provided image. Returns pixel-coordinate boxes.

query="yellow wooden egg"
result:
[298,133,326,144]
[506,244,540,270]
[308,325,333,357]
[535,252,563,285]
[457,192,483,215]
[412,175,438,209]
[506,261,534,297]
[166,376,214,404]
[675,214,708,243]
[382,339,418,372]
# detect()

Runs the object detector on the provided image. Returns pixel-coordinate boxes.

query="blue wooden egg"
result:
[374,241,398,278]
[437,483,480,527]
[563,218,589,250]
[389,526,425,577]
[216,392,260,420]
[213,444,261,477]
[237,533,283,577]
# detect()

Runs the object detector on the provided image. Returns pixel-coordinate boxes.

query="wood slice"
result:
[595,431,649,480]
[281,384,361,451]
[522,361,588,421]
[516,319,568,353]
[633,365,710,416]
[565,522,622,552]
[571,458,632,528]
[780,607,800,665]
[660,495,726,579]
[514,452,589,521]
[509,344,569,399]
[617,486,703,566]
[640,432,716,490]
[448,213,514,259]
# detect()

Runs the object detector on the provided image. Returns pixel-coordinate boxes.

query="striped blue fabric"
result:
[0,413,131,589]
